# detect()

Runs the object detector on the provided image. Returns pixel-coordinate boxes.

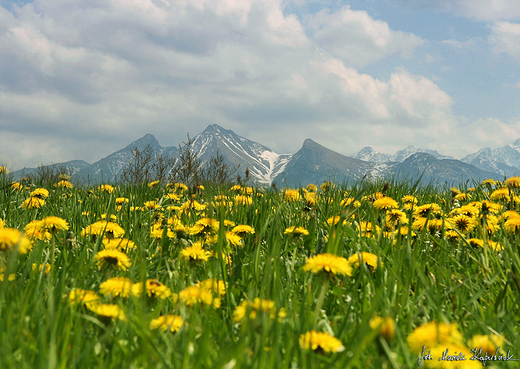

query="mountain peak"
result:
[203,124,235,135]
[124,134,161,150]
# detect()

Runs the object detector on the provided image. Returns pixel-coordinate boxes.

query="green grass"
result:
[0,175,519,368]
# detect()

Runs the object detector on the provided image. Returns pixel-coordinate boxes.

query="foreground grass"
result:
[0,174,519,368]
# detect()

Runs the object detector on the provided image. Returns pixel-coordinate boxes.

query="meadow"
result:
[0,168,519,368]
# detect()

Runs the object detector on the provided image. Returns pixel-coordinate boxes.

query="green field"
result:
[0,170,519,368]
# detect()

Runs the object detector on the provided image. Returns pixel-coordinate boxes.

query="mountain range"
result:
[11,124,519,187]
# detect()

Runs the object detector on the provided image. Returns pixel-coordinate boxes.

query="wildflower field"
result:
[1,168,519,368]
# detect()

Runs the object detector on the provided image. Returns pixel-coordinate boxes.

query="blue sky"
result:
[1,0,520,170]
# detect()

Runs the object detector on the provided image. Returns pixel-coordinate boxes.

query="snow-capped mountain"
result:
[11,124,509,186]
[461,139,520,178]
[354,146,453,163]
[191,125,292,184]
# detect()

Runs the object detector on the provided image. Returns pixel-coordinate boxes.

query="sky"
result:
[1,0,520,170]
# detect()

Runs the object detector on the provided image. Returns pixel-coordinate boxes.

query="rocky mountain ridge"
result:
[11,124,515,186]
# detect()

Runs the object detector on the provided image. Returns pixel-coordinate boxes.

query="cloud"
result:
[489,21,520,61]
[0,0,507,170]
[306,6,425,67]
[396,0,520,22]
[444,0,520,22]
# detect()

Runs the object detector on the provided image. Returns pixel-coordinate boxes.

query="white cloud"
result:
[307,6,425,67]
[489,21,520,61]
[397,0,520,22]
[445,0,520,22]
[1,0,507,170]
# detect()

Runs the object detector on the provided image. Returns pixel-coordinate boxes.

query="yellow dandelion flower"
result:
[38,216,69,234]
[195,218,220,233]
[131,279,173,299]
[326,216,343,226]
[284,226,309,236]
[32,263,51,275]
[180,243,211,262]
[99,277,132,298]
[480,200,502,214]
[11,182,24,191]
[348,252,382,270]
[369,316,395,341]
[504,217,520,233]
[373,197,399,211]
[357,221,380,236]
[490,188,510,201]
[88,303,126,321]
[454,193,470,201]
[427,344,481,369]
[81,221,125,239]
[450,187,462,196]
[486,240,503,251]
[24,220,51,241]
[386,209,409,227]
[94,249,132,271]
[68,289,101,307]
[0,227,32,254]
[148,180,160,188]
[412,217,428,231]
[340,197,361,208]
[407,321,464,355]
[448,215,477,234]
[303,254,352,276]
[467,238,484,248]
[504,176,520,188]
[299,331,344,353]
[150,315,184,332]
[234,195,253,205]
[230,184,242,192]
[98,184,115,194]
[103,238,136,251]
[467,334,504,356]
[481,179,498,187]
[232,225,255,236]
[224,231,242,247]
[55,180,73,189]
[480,214,500,234]
[414,203,442,218]
[30,188,50,199]
[500,210,520,221]
[306,184,318,192]
[450,205,479,218]
[233,298,285,322]
[196,278,227,297]
[0,267,16,282]
[284,189,302,202]
[445,230,461,241]
[320,181,334,191]
[168,182,187,192]
[22,197,46,209]
[402,195,418,206]
[179,285,214,307]
[305,192,317,206]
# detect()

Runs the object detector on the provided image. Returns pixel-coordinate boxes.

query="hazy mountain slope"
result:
[273,139,375,187]
[394,153,502,185]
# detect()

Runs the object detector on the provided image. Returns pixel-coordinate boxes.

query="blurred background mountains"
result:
[11,124,520,187]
